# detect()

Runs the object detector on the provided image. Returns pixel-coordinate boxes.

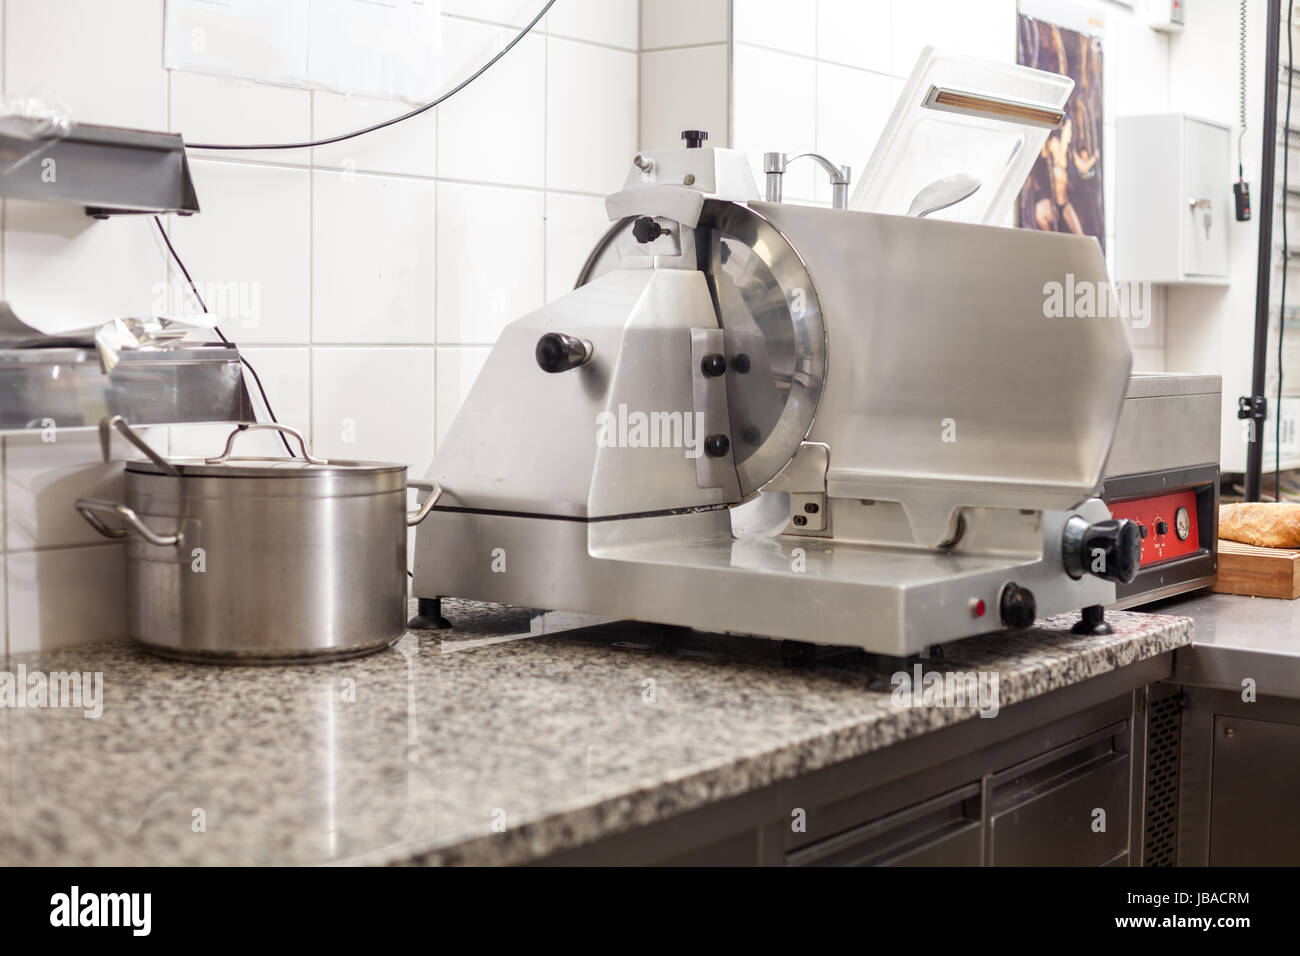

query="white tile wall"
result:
[436,181,546,345]
[640,45,731,150]
[311,347,438,474]
[172,71,312,167]
[732,44,817,198]
[168,160,312,343]
[733,0,817,57]
[4,201,164,331]
[544,190,609,301]
[312,171,437,344]
[547,37,639,194]
[5,0,167,131]
[4,428,169,552]
[7,547,127,655]
[547,0,639,50]
[311,91,438,177]
[641,0,730,50]
[437,18,547,187]
[1,4,636,653]
[436,347,493,449]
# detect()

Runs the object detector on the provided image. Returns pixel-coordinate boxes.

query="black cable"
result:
[152,215,297,458]
[1281,1,1294,501]
[1241,0,1250,177]
[186,0,555,151]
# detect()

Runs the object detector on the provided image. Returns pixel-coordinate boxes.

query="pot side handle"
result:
[75,498,181,547]
[407,481,444,527]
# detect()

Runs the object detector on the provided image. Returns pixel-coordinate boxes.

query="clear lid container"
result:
[849,46,1074,224]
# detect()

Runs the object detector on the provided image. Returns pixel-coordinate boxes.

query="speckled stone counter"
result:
[0,601,1192,866]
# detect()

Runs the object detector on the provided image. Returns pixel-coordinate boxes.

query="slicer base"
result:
[412,507,1119,657]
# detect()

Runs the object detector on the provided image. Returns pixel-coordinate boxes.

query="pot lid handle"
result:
[205,423,327,465]
[100,415,179,476]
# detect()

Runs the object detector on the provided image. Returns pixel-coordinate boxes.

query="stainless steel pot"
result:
[76,417,439,663]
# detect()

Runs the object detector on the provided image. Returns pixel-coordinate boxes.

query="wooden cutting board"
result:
[1213,539,1300,599]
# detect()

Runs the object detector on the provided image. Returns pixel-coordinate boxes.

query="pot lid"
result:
[125,456,406,478]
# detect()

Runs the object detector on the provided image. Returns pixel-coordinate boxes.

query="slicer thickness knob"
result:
[535,332,593,373]
[1061,516,1142,584]
[632,216,666,243]
[681,129,708,148]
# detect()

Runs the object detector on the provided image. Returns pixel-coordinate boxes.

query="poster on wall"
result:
[1016,1,1105,251]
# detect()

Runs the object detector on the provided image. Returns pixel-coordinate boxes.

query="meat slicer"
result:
[413,58,1142,656]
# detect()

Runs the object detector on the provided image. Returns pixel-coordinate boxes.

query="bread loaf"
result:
[1219,502,1300,548]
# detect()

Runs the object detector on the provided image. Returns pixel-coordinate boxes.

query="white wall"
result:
[0,0,638,654]
[725,0,1175,373]
[1164,0,1273,475]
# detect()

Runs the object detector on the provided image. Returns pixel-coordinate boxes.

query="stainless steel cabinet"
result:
[538,657,1173,866]
[988,727,1130,866]
[1209,716,1300,865]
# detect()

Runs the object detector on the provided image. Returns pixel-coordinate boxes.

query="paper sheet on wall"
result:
[164,0,441,103]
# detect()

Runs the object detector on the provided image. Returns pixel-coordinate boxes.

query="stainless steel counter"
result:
[1148,592,1300,699]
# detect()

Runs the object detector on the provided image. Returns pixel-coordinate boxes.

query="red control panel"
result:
[1107,490,1200,567]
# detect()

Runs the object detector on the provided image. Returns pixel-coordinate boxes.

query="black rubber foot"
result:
[408,597,452,630]
[1071,603,1113,636]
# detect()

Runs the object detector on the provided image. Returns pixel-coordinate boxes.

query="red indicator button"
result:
[970,598,986,618]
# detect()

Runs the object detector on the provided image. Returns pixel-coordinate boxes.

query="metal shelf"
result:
[0,346,251,432]
[0,119,199,218]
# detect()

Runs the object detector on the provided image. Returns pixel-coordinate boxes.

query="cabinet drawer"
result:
[789,784,982,867]
[989,724,1130,866]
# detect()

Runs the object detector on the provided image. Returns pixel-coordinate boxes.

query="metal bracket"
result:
[1237,394,1268,422]
[767,441,830,532]
[690,327,741,501]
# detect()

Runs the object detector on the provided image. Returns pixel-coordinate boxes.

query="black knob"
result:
[681,129,709,148]
[535,332,592,373]
[999,583,1037,630]
[632,216,665,243]
[704,434,730,457]
[700,353,727,377]
[1155,520,1169,535]
[732,353,751,374]
[1080,518,1142,584]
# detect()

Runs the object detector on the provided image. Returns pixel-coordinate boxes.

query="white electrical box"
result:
[1146,0,1186,33]
[1115,113,1230,284]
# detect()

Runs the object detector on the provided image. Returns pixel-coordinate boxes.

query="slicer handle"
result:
[535,332,593,373]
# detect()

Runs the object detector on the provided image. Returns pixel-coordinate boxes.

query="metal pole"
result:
[1246,0,1284,501]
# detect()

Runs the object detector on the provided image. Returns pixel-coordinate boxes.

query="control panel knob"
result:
[681,129,709,149]
[535,332,593,373]
[999,583,1037,630]
[1062,516,1142,584]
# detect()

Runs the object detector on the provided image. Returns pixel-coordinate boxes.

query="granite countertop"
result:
[0,600,1192,866]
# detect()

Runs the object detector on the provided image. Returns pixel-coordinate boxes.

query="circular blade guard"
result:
[578,201,826,498]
